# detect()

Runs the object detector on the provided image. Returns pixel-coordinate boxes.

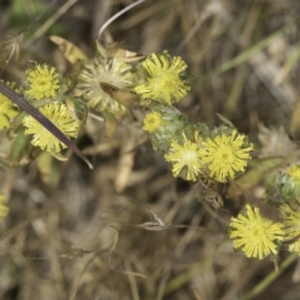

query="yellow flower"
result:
[165,134,202,181]
[0,82,19,131]
[281,205,300,254]
[286,165,300,181]
[143,111,163,133]
[78,57,134,114]
[228,204,283,259]
[135,51,190,105]
[22,103,79,153]
[24,65,60,100]
[0,194,9,219]
[199,130,254,182]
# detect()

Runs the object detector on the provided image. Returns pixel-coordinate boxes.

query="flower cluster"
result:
[0,63,86,167]
[144,107,254,183]
[135,52,254,183]
[132,50,270,261]
[72,45,255,183]
[0,41,272,262]
[20,64,84,157]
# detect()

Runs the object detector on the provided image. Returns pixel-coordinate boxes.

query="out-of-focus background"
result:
[1,0,300,299]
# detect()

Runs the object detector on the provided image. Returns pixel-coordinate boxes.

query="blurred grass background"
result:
[1,0,300,299]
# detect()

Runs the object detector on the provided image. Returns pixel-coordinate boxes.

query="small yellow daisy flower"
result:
[135,51,190,105]
[199,130,254,182]
[0,83,19,131]
[143,111,163,133]
[0,194,9,219]
[165,134,202,181]
[22,103,79,153]
[78,57,134,114]
[24,65,60,100]
[228,204,283,259]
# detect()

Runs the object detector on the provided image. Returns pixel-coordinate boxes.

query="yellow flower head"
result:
[199,130,254,182]
[78,56,135,114]
[228,204,283,260]
[0,194,9,219]
[135,51,190,105]
[143,111,163,133]
[22,103,79,153]
[165,134,202,181]
[0,82,19,131]
[24,65,61,100]
[281,205,300,254]
[286,165,300,181]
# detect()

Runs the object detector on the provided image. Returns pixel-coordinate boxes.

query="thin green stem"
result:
[163,239,228,295]
[241,253,298,300]
[200,17,300,82]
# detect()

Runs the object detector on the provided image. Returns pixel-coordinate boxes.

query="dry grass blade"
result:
[23,0,78,49]
[163,241,228,296]
[97,0,147,40]
[56,247,93,259]
[125,260,140,300]
[68,248,110,300]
